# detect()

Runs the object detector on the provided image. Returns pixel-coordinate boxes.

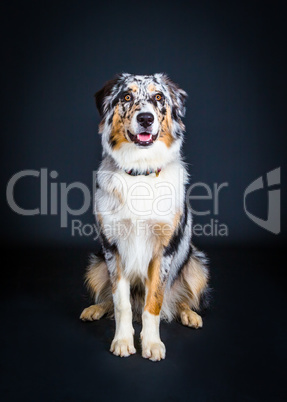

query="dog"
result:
[80,73,210,361]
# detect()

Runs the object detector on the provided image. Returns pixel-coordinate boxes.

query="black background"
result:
[1,0,286,247]
[1,1,286,401]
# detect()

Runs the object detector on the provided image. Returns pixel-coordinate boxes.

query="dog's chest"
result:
[96,163,185,278]
[98,166,184,224]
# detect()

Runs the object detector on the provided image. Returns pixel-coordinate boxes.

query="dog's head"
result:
[95,73,187,170]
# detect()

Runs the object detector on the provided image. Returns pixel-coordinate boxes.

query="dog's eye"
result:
[124,94,132,102]
[155,93,163,101]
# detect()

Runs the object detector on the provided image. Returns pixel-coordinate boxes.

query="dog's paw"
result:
[110,338,136,357]
[180,310,203,328]
[142,340,166,361]
[80,305,105,321]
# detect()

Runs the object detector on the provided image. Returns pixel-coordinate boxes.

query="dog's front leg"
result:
[141,255,166,361]
[109,255,136,357]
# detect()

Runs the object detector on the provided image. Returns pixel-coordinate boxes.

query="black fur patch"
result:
[109,139,117,149]
[100,231,117,255]
[174,129,183,138]
[175,242,193,279]
[111,90,125,108]
[108,114,113,125]
[94,75,122,117]
[163,202,189,258]
[172,106,179,121]
[197,286,212,314]
[147,97,158,108]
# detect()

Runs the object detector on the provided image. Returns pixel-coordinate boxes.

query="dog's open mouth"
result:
[127,131,158,147]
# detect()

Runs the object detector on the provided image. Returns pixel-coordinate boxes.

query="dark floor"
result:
[0,245,286,401]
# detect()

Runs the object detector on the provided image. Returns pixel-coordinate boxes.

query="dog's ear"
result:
[160,74,188,118]
[94,75,121,117]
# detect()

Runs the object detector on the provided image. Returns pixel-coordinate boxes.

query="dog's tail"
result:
[85,252,113,313]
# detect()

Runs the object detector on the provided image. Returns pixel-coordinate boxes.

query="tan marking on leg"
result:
[150,211,181,250]
[151,222,173,253]
[144,212,181,314]
[142,257,167,361]
[142,240,169,360]
[144,256,164,316]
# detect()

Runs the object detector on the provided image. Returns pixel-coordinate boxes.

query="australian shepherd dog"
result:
[80,73,210,361]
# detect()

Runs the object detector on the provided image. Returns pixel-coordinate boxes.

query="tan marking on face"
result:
[144,256,164,315]
[129,84,138,92]
[148,83,156,92]
[110,105,129,149]
[158,105,174,147]
[125,102,140,120]
[121,102,141,138]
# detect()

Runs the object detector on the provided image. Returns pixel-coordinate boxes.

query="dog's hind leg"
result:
[80,301,113,321]
[170,247,209,328]
[177,302,203,328]
[80,253,113,321]
[177,248,209,328]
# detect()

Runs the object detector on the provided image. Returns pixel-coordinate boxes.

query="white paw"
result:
[142,340,166,361]
[110,338,136,357]
[180,310,203,328]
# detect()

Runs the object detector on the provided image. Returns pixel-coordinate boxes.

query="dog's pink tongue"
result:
[138,133,151,142]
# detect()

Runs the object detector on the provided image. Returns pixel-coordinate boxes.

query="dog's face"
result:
[95,73,187,170]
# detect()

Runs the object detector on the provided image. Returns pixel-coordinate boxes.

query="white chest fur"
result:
[95,161,187,280]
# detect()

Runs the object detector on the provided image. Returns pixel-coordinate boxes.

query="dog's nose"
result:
[137,112,154,128]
